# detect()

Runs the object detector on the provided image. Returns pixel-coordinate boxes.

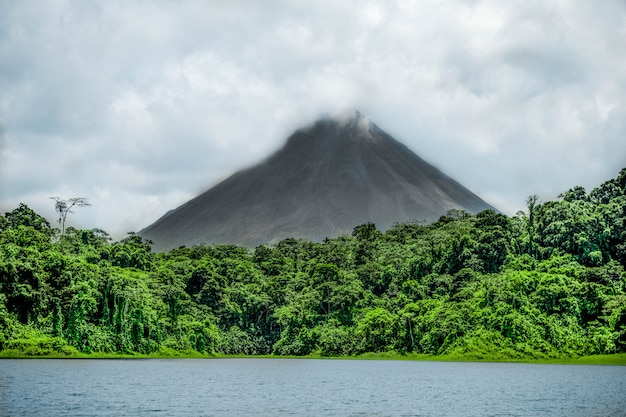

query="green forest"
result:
[1,169,625,360]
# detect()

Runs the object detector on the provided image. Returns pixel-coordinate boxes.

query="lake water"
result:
[0,358,625,416]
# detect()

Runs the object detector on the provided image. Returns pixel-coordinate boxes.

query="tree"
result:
[355,307,396,353]
[4,203,51,233]
[50,197,90,236]
[526,195,539,258]
[474,210,511,273]
[559,186,587,202]
[352,222,380,241]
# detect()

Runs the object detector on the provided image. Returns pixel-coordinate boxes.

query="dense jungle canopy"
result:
[1,169,625,358]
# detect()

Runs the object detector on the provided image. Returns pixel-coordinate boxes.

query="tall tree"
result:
[50,197,90,236]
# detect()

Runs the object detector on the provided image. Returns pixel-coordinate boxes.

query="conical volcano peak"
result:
[140,114,496,250]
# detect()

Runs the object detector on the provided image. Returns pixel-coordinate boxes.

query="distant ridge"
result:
[140,111,495,250]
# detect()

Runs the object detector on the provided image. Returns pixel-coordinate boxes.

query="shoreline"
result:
[1,351,625,365]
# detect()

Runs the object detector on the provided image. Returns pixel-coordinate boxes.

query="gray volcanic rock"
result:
[140,112,495,250]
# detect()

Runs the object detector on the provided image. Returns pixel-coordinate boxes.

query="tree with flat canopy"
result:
[50,197,90,236]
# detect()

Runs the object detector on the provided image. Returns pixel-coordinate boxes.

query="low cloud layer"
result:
[2,0,625,239]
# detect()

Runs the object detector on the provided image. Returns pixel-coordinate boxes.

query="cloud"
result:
[1,0,625,238]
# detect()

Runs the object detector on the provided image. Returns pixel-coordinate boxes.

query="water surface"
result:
[1,358,624,416]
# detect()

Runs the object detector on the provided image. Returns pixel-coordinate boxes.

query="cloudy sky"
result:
[1,0,625,239]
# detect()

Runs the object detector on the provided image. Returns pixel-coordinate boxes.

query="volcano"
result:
[140,112,495,250]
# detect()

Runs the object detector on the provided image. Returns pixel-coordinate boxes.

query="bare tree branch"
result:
[50,197,91,236]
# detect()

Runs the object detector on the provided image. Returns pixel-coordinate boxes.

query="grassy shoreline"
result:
[1,350,625,365]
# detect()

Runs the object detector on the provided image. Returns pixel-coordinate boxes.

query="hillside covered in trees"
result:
[1,169,625,359]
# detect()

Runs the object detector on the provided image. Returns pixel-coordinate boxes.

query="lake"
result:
[1,358,625,416]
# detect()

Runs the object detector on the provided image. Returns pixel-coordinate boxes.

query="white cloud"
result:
[1,0,625,238]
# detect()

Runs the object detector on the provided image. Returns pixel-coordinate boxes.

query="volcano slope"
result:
[140,112,495,250]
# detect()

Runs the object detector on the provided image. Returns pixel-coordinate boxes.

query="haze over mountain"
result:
[140,112,495,250]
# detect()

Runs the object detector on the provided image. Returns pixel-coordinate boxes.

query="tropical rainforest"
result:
[1,169,625,359]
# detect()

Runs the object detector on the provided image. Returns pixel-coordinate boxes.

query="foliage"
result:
[1,169,625,358]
